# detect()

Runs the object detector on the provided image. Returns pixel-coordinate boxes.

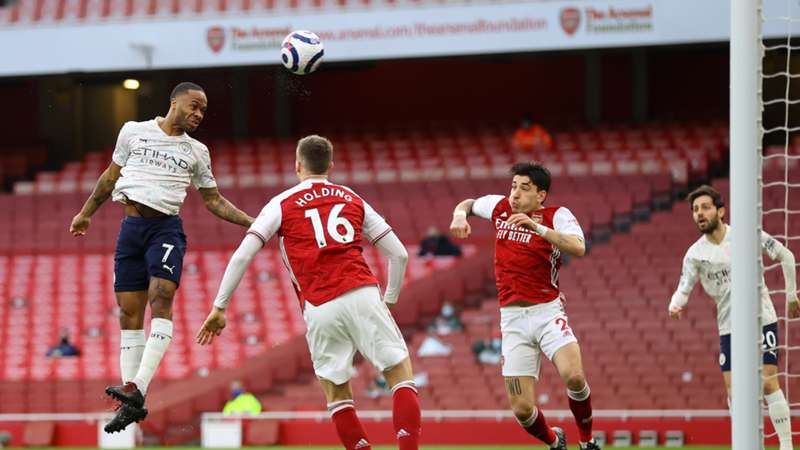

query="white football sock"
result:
[120,330,146,383]
[567,383,591,402]
[765,389,793,449]
[132,318,173,394]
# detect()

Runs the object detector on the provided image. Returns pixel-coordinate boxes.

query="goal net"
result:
[734,0,800,448]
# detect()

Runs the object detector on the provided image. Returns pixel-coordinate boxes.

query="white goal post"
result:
[730,0,765,448]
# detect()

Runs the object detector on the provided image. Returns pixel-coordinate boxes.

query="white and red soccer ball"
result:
[281,30,324,75]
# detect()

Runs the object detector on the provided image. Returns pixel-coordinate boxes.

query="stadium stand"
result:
[0,0,503,25]
[0,120,746,443]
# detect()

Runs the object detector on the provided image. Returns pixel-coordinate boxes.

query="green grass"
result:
[23,447,779,450]
[252,447,769,450]
[244,447,778,450]
[258,447,773,450]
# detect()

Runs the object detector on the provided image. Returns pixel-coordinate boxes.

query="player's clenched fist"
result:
[196,307,226,345]
[668,305,683,320]
[450,212,471,239]
[70,213,91,236]
[506,213,537,230]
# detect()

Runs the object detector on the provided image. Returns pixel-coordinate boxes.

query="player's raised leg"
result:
[552,343,599,450]
[383,358,421,450]
[107,276,176,405]
[104,226,151,433]
[504,376,564,449]
[103,291,150,433]
[114,218,186,402]
[117,292,147,389]
[134,277,176,391]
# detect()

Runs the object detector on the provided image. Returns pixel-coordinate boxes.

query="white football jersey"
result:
[111,119,217,215]
[675,225,780,335]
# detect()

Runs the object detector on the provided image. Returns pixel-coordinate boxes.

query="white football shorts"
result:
[303,285,409,385]
[500,298,578,379]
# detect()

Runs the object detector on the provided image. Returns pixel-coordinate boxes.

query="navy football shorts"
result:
[719,322,779,372]
[114,215,187,292]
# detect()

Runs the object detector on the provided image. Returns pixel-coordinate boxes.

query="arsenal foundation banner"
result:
[0,0,797,76]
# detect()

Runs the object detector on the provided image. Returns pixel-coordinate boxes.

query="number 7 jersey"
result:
[247,179,393,309]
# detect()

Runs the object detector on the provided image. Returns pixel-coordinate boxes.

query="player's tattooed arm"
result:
[453,199,476,217]
[84,162,122,214]
[199,187,255,227]
[70,162,122,236]
[548,231,586,257]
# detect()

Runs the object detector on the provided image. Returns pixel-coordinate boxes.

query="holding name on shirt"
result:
[294,186,355,207]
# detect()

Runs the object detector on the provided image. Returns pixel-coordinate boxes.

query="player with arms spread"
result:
[450,162,599,450]
[69,82,255,433]
[669,185,799,450]
[196,135,421,450]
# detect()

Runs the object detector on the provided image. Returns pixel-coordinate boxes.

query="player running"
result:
[450,162,599,450]
[669,185,798,450]
[69,82,255,433]
[196,135,421,450]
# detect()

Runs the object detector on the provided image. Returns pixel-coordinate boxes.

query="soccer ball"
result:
[281,30,324,75]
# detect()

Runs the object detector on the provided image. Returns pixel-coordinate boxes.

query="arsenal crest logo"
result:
[560,7,580,35]
[207,26,225,53]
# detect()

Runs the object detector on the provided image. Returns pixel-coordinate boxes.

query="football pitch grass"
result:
[255,447,767,450]
[24,446,779,450]
[224,447,776,449]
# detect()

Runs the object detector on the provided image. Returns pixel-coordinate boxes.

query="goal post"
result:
[730,0,765,448]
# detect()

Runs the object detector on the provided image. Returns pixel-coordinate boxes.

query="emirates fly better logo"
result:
[560,7,581,35]
[207,26,225,53]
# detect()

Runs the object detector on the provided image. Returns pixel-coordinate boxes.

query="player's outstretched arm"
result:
[374,231,408,307]
[70,162,123,236]
[450,199,475,239]
[763,233,800,318]
[505,213,586,257]
[196,233,263,345]
[199,187,255,227]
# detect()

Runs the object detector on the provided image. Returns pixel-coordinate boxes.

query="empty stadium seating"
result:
[0,245,472,383]
[13,122,726,196]
[0,121,739,418]
[0,0,502,26]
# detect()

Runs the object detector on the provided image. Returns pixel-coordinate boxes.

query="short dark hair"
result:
[510,162,551,192]
[170,82,204,100]
[297,135,333,174]
[688,184,725,209]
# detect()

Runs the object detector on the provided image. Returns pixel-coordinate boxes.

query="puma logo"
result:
[162,264,175,274]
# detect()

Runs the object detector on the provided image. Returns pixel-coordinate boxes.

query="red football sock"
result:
[329,401,371,450]
[392,381,421,450]
[521,407,557,446]
[568,386,594,443]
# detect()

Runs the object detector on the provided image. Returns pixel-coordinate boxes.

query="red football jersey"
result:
[248,179,392,309]
[472,195,584,306]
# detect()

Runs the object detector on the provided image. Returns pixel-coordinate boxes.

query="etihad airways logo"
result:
[132,148,192,172]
